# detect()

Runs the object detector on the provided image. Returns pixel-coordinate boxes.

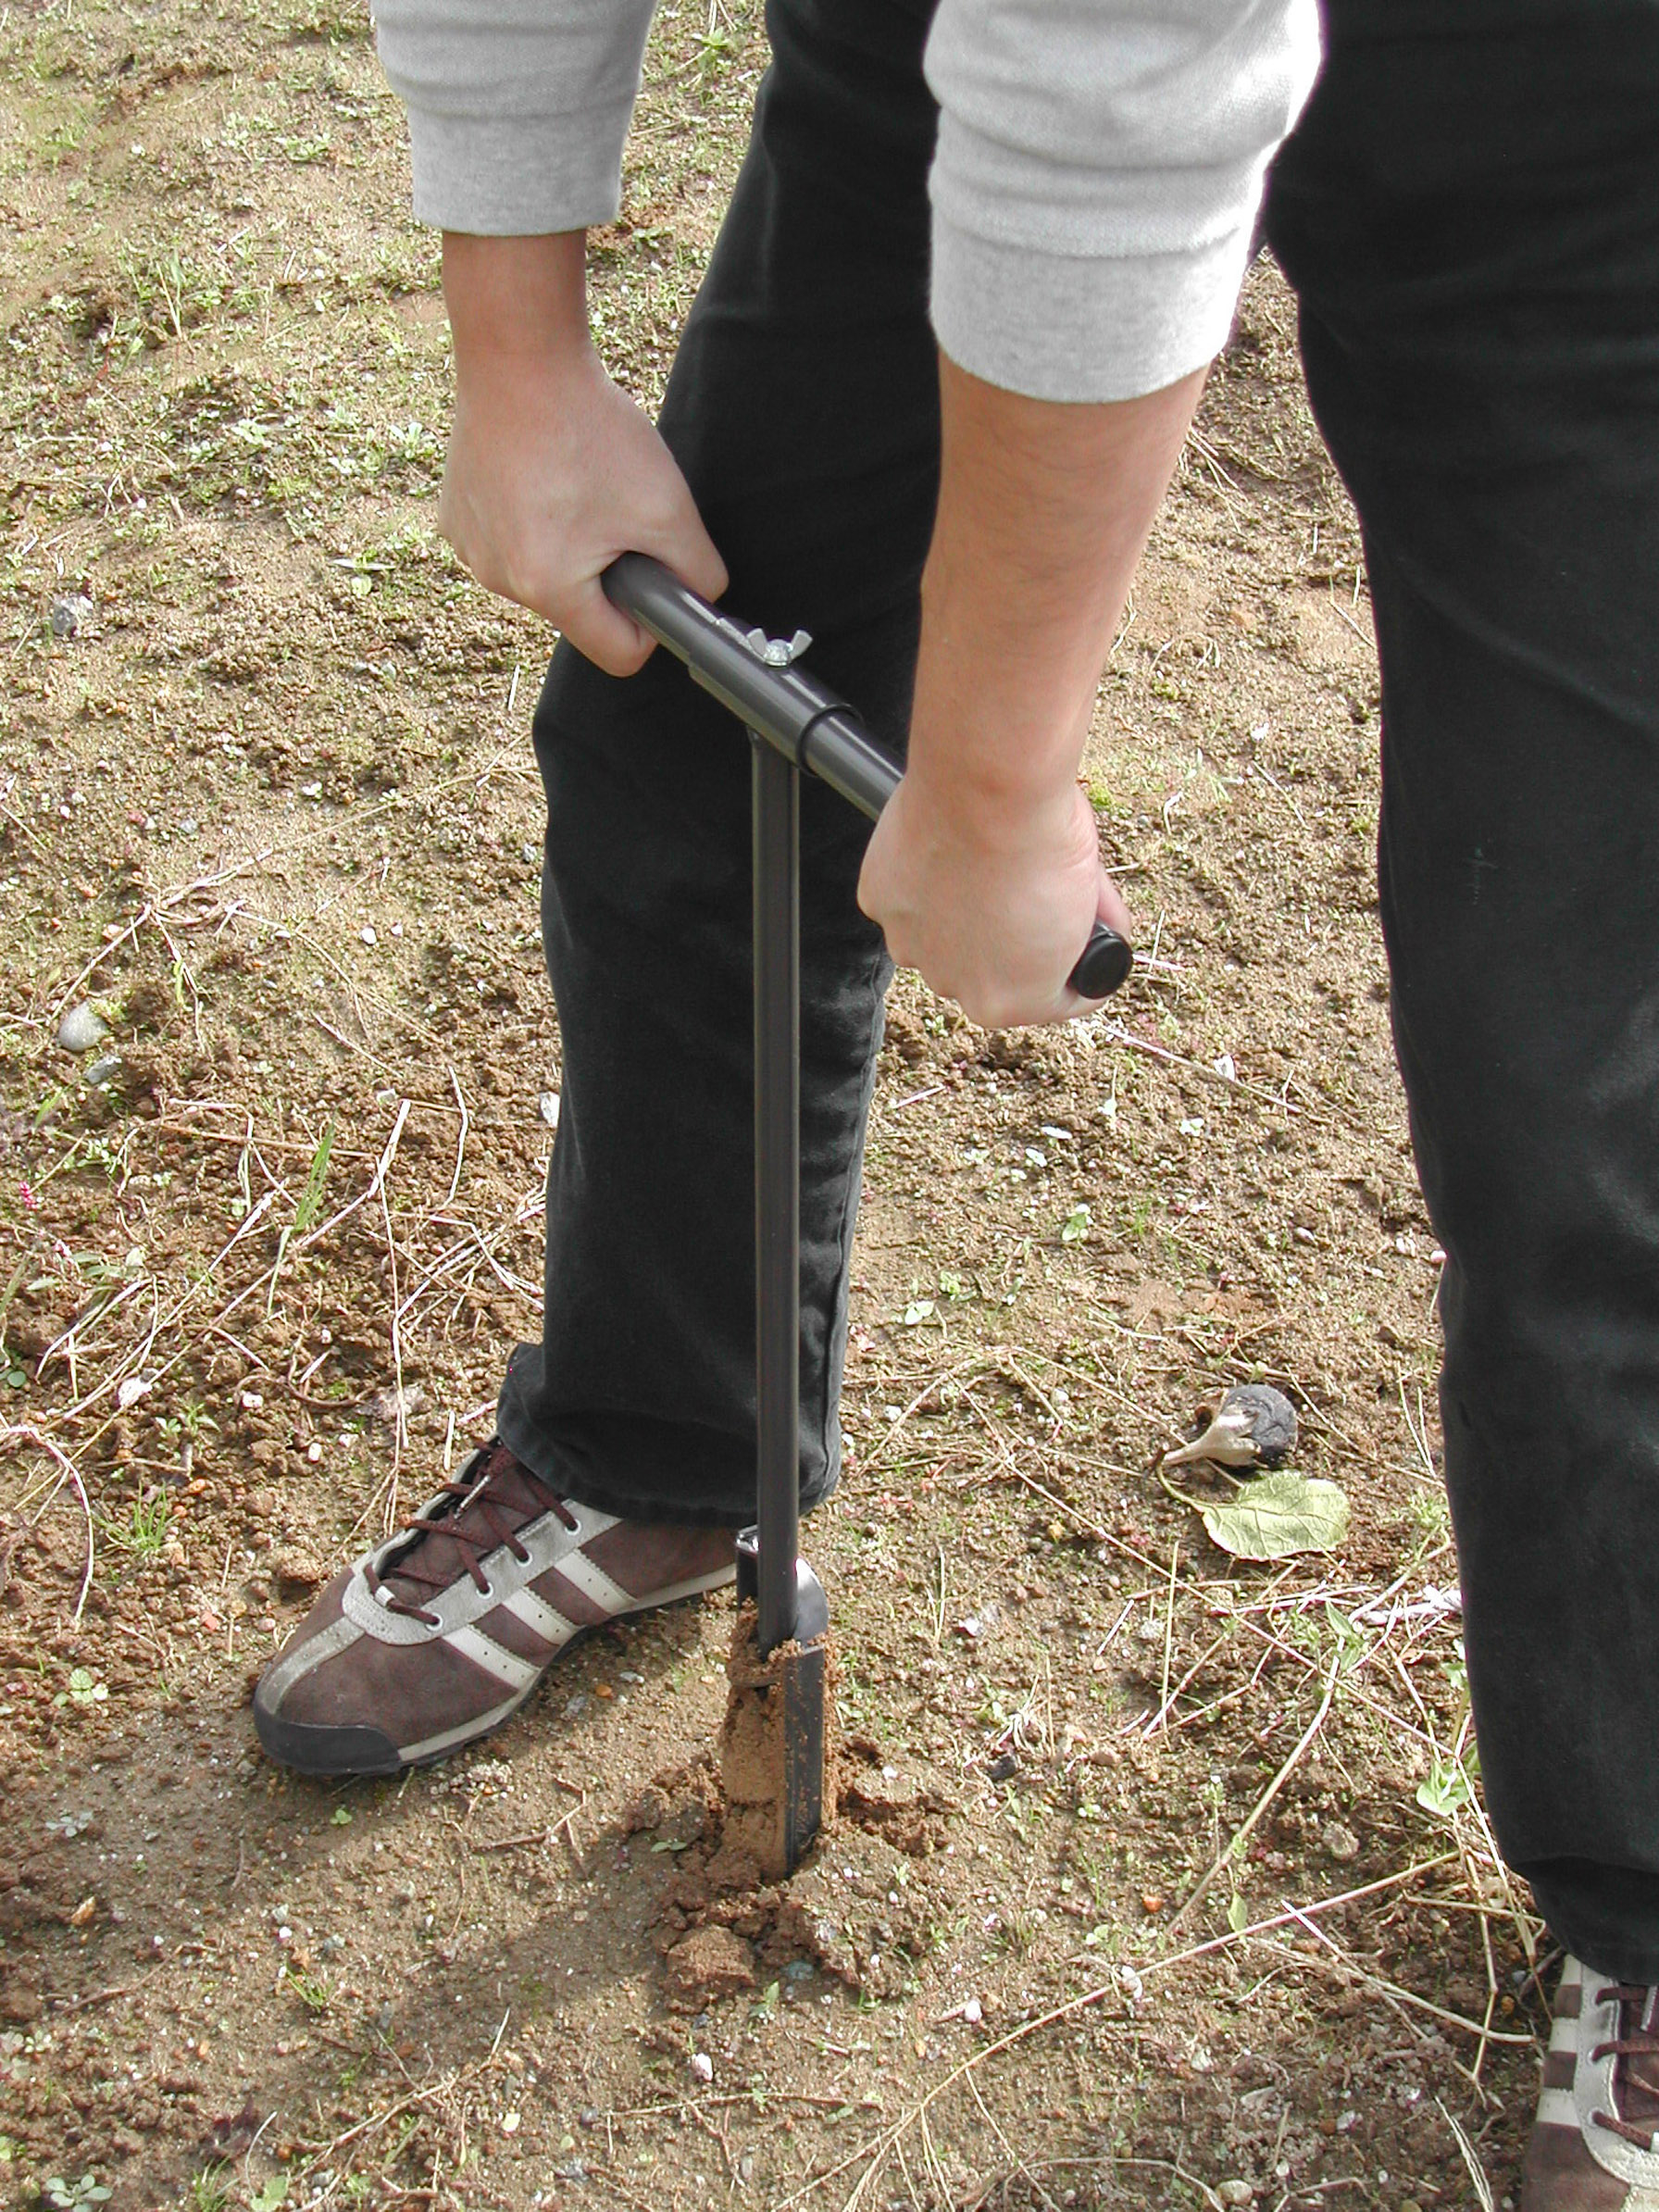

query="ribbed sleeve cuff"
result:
[929,212,1256,403]
[404,98,636,234]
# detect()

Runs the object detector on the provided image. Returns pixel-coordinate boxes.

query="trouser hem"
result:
[496,1366,840,1531]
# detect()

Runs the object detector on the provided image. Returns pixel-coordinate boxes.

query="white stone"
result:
[56,1003,108,1055]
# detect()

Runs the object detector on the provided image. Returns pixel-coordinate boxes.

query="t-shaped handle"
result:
[603,554,1133,1000]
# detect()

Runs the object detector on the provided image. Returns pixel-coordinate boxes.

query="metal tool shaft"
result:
[752,734,801,1657]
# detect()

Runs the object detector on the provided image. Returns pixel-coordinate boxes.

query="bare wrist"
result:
[896,741,1087,857]
[443,231,593,379]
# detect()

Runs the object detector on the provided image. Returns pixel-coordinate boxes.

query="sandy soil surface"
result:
[1,2,1540,2206]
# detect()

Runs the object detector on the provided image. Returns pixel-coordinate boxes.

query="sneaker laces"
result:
[365,1440,578,1621]
[1591,1982,1659,2149]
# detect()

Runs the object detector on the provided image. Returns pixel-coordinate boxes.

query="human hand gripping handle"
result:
[601,554,1132,1001]
[437,233,728,677]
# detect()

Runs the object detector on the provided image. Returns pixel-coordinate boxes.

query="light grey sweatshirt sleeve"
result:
[925,0,1320,399]
[374,0,659,233]
[372,0,1319,399]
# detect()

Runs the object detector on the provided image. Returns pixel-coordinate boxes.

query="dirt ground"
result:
[0,3,1546,2207]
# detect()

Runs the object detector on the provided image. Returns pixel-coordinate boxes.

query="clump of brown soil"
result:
[837,1734,955,1856]
[627,1679,957,2010]
[661,1923,755,2009]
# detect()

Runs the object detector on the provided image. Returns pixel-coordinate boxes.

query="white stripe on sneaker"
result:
[446,1624,540,1690]
[401,1693,528,1766]
[1537,2088,1580,2129]
[503,1586,579,1648]
[555,1551,636,1615]
[634,1566,738,1608]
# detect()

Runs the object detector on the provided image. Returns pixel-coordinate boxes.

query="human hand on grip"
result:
[858,769,1132,1028]
[857,347,1204,1029]
[438,231,727,676]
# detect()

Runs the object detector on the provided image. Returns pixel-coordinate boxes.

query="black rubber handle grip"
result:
[603,553,1132,1000]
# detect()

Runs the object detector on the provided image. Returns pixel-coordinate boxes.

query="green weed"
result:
[53,1668,107,1711]
[188,2167,230,2212]
[98,1492,171,1562]
[44,2177,110,2211]
[283,1964,332,2013]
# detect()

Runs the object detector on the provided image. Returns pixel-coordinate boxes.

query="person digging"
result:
[250,1,1659,2203]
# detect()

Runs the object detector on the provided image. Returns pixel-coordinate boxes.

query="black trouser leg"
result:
[495,0,942,1526]
[1266,4,1659,1978]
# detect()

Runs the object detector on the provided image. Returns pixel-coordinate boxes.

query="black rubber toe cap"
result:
[253,1691,404,1778]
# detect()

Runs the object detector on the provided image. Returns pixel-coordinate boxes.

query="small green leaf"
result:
[292,1120,336,1236]
[650,1837,690,1853]
[1226,1891,1249,1934]
[1060,1202,1091,1244]
[56,1667,108,1709]
[1199,1472,1350,1560]
[902,1299,935,1326]
[1416,1748,1478,1819]
[330,1806,353,1826]
[251,2176,291,2211]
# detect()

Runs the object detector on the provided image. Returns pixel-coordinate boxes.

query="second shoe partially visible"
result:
[1522,1956,1659,2209]
[253,1439,736,1776]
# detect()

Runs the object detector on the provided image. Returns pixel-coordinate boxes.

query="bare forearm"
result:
[857,353,1204,1024]
[907,354,1205,828]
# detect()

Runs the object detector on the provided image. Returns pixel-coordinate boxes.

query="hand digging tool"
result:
[603,553,1132,1876]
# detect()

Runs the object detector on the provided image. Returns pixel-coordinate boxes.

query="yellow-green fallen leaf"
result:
[1199,1471,1350,1560]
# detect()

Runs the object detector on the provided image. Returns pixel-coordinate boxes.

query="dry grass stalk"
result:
[1166,1643,1342,1933]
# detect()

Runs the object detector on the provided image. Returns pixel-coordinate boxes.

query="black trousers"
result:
[496,0,1659,1980]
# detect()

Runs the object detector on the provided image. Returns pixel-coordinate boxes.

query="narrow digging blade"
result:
[719,1536,831,1881]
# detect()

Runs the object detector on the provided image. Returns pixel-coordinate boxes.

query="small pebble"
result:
[50,593,94,638]
[56,1003,109,1055]
[1217,2185,1254,2207]
[690,2052,713,2083]
[83,1052,122,1087]
[962,1996,983,2025]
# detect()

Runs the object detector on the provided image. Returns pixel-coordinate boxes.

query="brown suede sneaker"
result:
[1522,1957,1659,2208]
[253,1439,735,1776]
